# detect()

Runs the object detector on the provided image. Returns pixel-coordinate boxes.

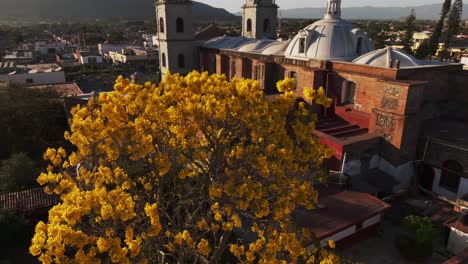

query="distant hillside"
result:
[0,0,238,22]
[276,4,468,20]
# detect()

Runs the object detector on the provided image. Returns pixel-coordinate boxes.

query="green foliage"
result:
[428,0,452,56]
[0,86,69,161]
[403,215,436,244]
[0,209,37,263]
[395,215,435,261]
[415,41,431,59]
[0,153,38,194]
[402,9,417,54]
[443,0,463,43]
[0,210,24,250]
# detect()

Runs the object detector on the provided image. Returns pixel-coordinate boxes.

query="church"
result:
[156,0,468,197]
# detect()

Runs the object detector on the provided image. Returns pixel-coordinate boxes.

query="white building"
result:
[108,47,158,65]
[98,44,132,58]
[0,63,66,86]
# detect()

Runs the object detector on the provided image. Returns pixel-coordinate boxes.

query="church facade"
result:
[156,0,468,196]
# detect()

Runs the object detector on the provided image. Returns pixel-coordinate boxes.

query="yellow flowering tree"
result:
[30,71,337,263]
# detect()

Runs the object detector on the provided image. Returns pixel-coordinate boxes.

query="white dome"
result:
[284,18,374,62]
[353,47,421,68]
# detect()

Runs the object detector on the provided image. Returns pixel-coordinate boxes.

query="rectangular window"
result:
[299,38,306,54]
[343,81,356,105]
[26,78,33,84]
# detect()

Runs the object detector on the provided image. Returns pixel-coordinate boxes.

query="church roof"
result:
[353,47,422,68]
[260,40,291,55]
[203,36,254,50]
[238,39,277,52]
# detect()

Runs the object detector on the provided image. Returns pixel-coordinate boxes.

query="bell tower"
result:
[325,0,342,19]
[242,0,279,39]
[156,0,198,77]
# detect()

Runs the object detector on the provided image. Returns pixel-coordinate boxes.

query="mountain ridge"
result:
[0,0,238,22]
[274,4,468,20]
[0,1,467,21]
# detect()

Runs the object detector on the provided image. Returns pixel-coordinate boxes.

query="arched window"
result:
[356,37,363,54]
[159,18,165,33]
[162,53,166,67]
[176,18,184,33]
[178,54,185,68]
[264,19,270,33]
[246,19,252,32]
[439,160,464,193]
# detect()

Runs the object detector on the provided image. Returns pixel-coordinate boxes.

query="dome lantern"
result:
[325,0,342,19]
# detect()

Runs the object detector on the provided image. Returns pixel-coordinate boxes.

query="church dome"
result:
[353,47,421,68]
[284,0,374,62]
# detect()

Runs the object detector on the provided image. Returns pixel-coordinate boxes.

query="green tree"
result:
[441,0,463,59]
[0,153,38,194]
[402,9,417,54]
[415,41,431,59]
[428,0,452,56]
[0,86,69,161]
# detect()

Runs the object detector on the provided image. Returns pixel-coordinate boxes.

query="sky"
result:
[198,0,444,13]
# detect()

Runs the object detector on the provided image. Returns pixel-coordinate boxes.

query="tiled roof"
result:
[29,83,83,97]
[0,188,60,211]
[443,247,468,264]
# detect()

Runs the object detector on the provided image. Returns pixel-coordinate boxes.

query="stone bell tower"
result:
[156,0,198,77]
[242,0,279,39]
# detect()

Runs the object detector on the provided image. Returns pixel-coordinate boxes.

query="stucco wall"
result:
[447,227,468,254]
[320,226,357,247]
[429,167,468,201]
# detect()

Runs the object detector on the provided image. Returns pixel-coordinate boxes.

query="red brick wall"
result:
[215,54,229,77]
[200,49,216,74]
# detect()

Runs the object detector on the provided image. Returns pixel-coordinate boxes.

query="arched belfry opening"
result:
[176,17,184,33]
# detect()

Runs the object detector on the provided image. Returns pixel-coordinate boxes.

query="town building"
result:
[98,43,134,61]
[2,51,35,64]
[0,63,66,86]
[108,47,158,65]
[74,50,103,65]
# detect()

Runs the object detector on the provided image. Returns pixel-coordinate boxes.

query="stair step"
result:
[333,128,369,139]
[316,120,348,130]
[320,125,360,134]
